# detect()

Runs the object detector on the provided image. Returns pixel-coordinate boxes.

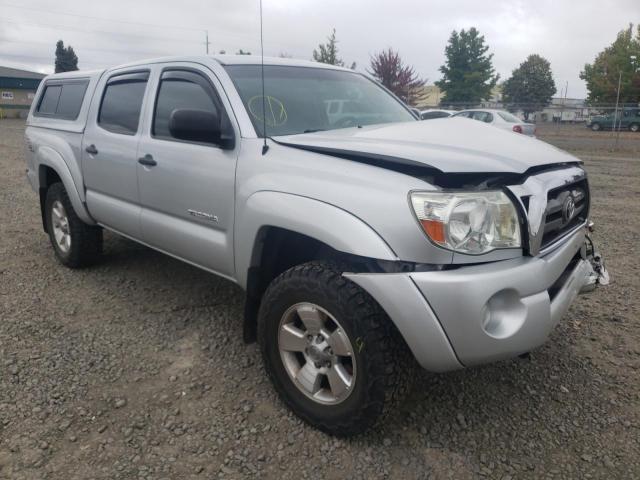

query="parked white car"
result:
[453,109,536,136]
[420,109,455,120]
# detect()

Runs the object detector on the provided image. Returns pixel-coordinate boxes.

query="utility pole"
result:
[205,30,211,55]
[558,81,568,127]
[613,71,622,151]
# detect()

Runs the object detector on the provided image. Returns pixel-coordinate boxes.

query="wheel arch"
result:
[236,191,399,343]
[35,147,95,229]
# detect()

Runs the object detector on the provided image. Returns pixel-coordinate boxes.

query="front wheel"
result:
[257,262,412,436]
[591,122,601,131]
[45,183,103,268]
[629,123,639,133]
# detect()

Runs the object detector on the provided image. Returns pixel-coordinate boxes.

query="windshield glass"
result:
[497,111,521,123]
[225,65,416,136]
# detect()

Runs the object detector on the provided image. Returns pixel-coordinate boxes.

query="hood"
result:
[273,118,580,174]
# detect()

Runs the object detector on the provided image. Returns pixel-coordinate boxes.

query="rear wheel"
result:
[591,122,601,131]
[629,123,639,133]
[257,261,412,436]
[45,183,103,268]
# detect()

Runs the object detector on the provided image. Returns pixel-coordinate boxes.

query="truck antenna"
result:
[260,0,269,155]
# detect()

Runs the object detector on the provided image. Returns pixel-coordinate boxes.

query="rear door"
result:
[136,63,239,277]
[82,69,150,238]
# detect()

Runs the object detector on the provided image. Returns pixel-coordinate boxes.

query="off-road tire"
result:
[257,261,413,436]
[45,182,102,268]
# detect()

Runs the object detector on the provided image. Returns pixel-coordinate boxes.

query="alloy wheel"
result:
[51,200,71,253]
[278,302,356,405]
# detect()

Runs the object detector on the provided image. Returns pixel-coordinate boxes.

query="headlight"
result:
[410,191,521,254]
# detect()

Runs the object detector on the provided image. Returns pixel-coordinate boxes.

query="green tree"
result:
[580,24,640,104]
[502,54,556,120]
[436,28,499,106]
[368,48,426,105]
[54,40,78,73]
[312,28,344,66]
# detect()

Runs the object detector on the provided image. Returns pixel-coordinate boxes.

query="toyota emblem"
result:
[562,195,576,224]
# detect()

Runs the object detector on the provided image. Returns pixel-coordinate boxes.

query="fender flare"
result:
[36,146,96,225]
[235,191,397,288]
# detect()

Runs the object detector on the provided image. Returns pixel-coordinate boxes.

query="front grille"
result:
[540,179,589,249]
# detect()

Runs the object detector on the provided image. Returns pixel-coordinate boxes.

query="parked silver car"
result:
[453,108,536,136]
[24,55,608,435]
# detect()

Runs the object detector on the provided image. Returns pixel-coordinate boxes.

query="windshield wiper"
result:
[302,128,326,133]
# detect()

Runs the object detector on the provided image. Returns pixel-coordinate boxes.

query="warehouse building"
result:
[0,66,46,119]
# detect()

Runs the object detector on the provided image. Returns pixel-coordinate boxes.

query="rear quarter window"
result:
[37,85,62,115]
[36,80,89,119]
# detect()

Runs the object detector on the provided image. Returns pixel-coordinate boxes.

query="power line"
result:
[0,52,104,66]
[0,18,200,45]
[0,1,205,33]
[0,37,185,57]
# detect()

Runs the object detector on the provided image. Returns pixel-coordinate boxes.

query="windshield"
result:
[497,111,521,123]
[225,65,416,136]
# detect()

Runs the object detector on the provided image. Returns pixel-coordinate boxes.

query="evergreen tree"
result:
[368,48,426,105]
[580,24,640,104]
[436,28,499,106]
[312,29,344,66]
[502,54,556,120]
[54,40,79,73]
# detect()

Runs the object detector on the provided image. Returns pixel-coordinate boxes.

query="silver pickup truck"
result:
[24,55,608,436]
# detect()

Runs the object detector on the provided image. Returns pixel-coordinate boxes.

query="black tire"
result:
[257,261,412,436]
[591,122,601,131]
[629,123,639,133]
[44,182,103,268]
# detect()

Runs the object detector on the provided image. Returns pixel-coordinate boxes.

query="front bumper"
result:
[345,227,608,372]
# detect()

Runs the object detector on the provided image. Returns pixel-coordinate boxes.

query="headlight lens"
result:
[410,191,521,254]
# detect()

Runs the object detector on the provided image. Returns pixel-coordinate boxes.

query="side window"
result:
[472,111,493,123]
[56,83,88,118]
[36,81,88,119]
[152,70,221,143]
[98,72,149,135]
[37,85,62,115]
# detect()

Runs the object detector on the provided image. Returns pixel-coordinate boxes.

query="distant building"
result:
[414,85,443,108]
[535,98,588,123]
[414,84,503,110]
[0,66,46,119]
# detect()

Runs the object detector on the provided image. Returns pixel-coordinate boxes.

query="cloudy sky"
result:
[1,0,638,98]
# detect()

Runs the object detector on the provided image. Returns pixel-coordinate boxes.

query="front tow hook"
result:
[580,224,610,294]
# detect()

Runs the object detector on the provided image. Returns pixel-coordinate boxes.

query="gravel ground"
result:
[1,119,639,479]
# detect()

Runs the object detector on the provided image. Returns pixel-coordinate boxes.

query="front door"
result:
[136,64,238,278]
[82,70,151,237]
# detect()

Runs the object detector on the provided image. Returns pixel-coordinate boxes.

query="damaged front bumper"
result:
[345,224,609,372]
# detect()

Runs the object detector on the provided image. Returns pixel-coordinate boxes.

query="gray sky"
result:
[1,0,638,98]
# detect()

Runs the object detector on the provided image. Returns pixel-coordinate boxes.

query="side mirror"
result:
[410,107,422,119]
[169,108,234,148]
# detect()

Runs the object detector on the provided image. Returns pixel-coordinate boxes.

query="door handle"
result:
[85,144,98,155]
[138,154,157,167]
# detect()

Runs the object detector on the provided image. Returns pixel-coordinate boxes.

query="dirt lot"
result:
[1,119,639,479]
